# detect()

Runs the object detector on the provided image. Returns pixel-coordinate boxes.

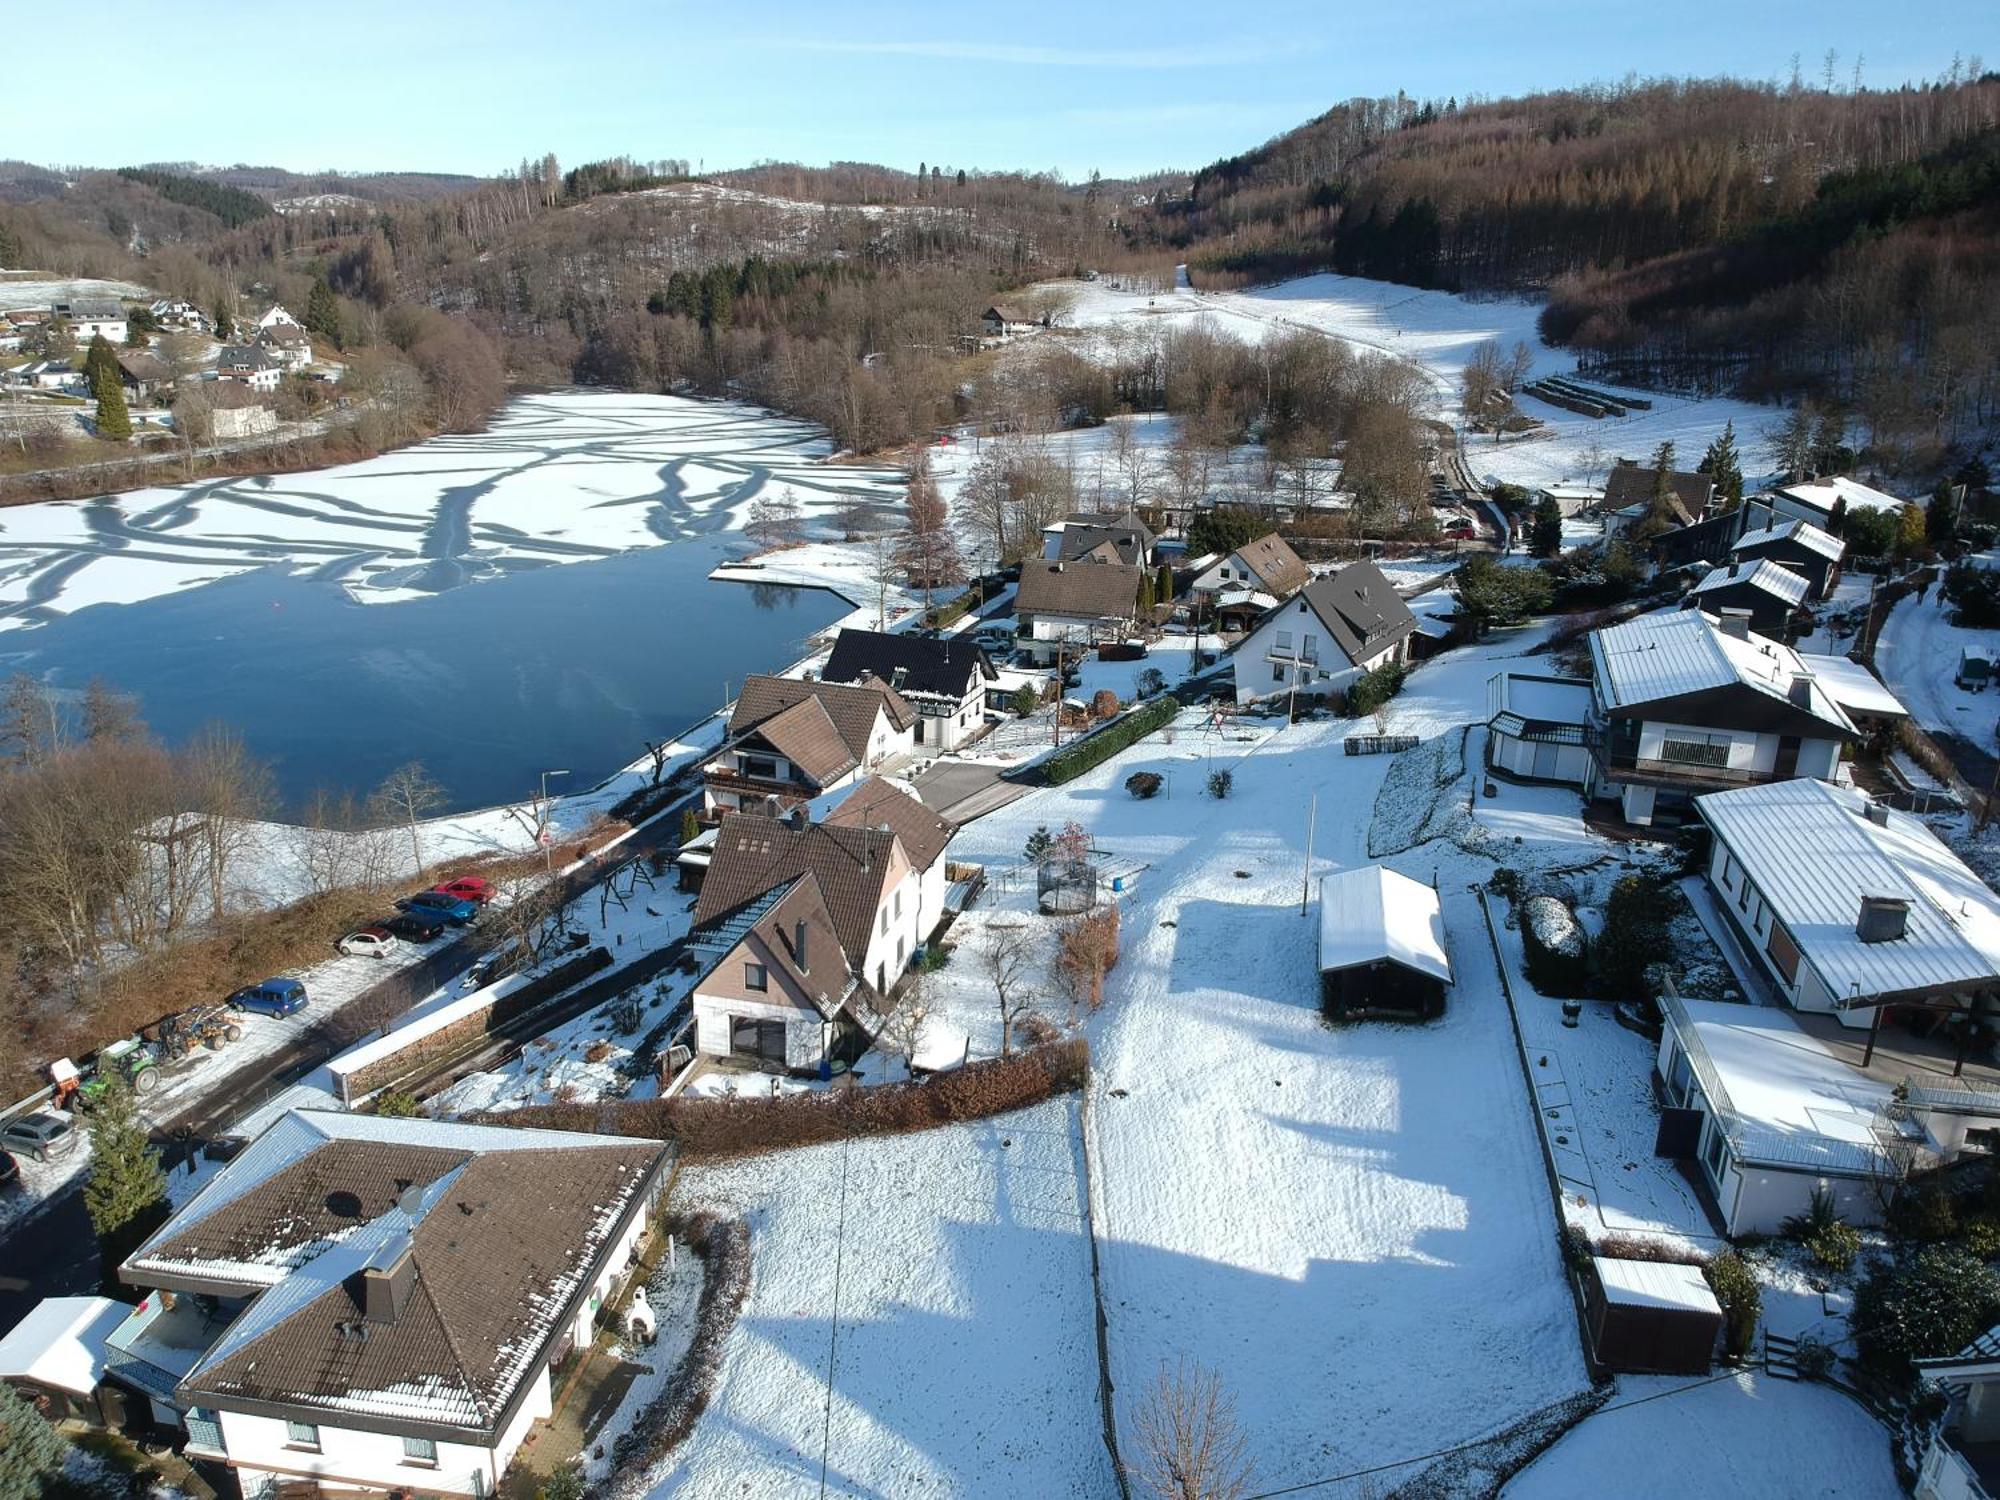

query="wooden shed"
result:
[1317,866,1451,1022]
[1584,1256,1722,1376]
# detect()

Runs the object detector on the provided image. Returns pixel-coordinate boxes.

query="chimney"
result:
[1864,801,1890,827]
[347,1236,416,1325]
[788,803,810,831]
[1717,609,1751,639]
[1788,674,1814,708]
[802,668,816,682]
[1857,895,1909,944]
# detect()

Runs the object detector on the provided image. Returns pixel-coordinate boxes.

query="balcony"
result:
[1586,725,1774,791]
[701,764,815,799]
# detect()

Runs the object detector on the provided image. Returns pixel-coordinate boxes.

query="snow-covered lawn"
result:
[640,1098,1116,1497]
[1503,1371,1897,1499]
[0,274,154,309]
[1876,578,2000,759]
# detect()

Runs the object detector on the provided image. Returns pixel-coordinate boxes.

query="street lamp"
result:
[539,768,570,871]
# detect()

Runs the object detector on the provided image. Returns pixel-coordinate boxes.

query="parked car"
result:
[338,926,399,960]
[430,876,495,905]
[383,913,446,943]
[227,978,308,1018]
[399,890,480,926]
[2,1112,76,1162]
[0,1149,18,1190]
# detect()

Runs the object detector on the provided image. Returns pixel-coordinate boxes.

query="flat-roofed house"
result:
[1486,672,1593,785]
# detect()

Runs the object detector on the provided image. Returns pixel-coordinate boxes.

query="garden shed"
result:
[1317,866,1451,1021]
[1583,1256,1723,1376]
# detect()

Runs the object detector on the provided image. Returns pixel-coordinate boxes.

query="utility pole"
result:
[538,768,570,871]
[1300,793,1316,916]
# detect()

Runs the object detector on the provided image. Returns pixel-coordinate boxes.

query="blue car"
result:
[399,890,480,926]
[227,977,308,1018]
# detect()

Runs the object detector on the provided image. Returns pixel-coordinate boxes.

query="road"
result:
[0,794,696,1333]
[912,758,1034,823]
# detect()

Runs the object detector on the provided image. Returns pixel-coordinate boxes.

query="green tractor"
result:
[51,1038,164,1108]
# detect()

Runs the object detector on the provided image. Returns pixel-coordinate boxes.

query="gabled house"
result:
[819,628,996,752]
[1584,608,1863,826]
[1684,558,1810,636]
[149,297,206,330]
[693,787,945,1000]
[1728,517,1844,602]
[258,321,313,371]
[980,304,1046,338]
[1013,557,1145,667]
[1231,561,1416,705]
[703,673,915,818]
[215,345,281,393]
[1534,482,1604,517]
[58,299,128,345]
[1766,475,1907,531]
[104,1111,669,1498]
[1601,460,1714,522]
[1042,509,1158,568]
[115,350,173,402]
[8,359,79,391]
[254,304,301,332]
[1188,533,1311,613]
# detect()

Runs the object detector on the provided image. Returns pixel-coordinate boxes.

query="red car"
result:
[431,876,495,905]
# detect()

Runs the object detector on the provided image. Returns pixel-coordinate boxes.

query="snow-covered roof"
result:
[1317,866,1450,984]
[1487,672,1591,727]
[1665,993,1896,1175]
[1732,518,1844,563]
[1539,482,1603,501]
[1591,1257,1721,1317]
[1588,609,1855,732]
[1697,779,2000,1002]
[1775,477,1906,516]
[0,1296,128,1397]
[1690,558,1809,608]
[326,970,539,1093]
[1796,652,1906,720]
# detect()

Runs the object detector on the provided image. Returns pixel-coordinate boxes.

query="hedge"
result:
[1347,661,1408,718]
[1041,696,1179,784]
[924,587,981,629]
[477,1038,1090,1158]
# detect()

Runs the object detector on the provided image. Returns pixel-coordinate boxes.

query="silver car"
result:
[1,1111,76,1162]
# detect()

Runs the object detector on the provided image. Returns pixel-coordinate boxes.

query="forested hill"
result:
[1141,75,2000,447]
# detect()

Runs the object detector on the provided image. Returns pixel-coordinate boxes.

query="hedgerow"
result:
[1041,696,1178,784]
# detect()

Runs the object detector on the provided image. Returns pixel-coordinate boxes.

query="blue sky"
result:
[6,1,1993,179]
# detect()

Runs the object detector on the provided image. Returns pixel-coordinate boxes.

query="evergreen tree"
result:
[0,220,21,268]
[0,1381,69,1500]
[955,169,966,188]
[1154,564,1175,608]
[84,335,131,441]
[305,277,341,344]
[212,303,233,341]
[1137,570,1156,612]
[1529,495,1564,557]
[1928,477,1960,544]
[1698,421,1743,508]
[82,1076,169,1270]
[678,808,700,846]
[1899,502,1927,555]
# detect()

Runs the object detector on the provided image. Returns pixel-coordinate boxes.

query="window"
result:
[1657,732,1731,769]
[1719,852,1737,890]
[285,1421,320,1451]
[1766,922,1802,986]
[894,889,902,918]
[185,1408,223,1452]
[1273,664,1285,683]
[402,1436,437,1467]
[1301,632,1318,662]
[744,963,767,992]
[879,907,888,936]
[1274,630,1293,655]
[1703,1123,1730,1185]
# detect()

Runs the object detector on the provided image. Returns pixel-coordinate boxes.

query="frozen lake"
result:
[0,393,902,810]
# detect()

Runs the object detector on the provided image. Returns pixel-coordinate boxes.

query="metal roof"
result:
[1690,558,1810,608]
[1591,1257,1721,1316]
[1587,608,1855,732]
[1317,866,1450,983]
[1696,779,2000,1002]
[1731,518,1845,563]
[1795,652,1907,720]
[1774,477,1907,516]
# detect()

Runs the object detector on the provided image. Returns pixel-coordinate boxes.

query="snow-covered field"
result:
[1877,577,2000,760]
[0,274,153,312]
[644,1098,1117,1497]
[1046,272,1787,495]
[0,391,904,631]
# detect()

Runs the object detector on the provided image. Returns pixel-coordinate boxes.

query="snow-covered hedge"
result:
[1523,896,1583,957]
[1042,696,1178,785]
[1519,894,1590,997]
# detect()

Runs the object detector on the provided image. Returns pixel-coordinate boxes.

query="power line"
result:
[816,1130,855,1499]
[1241,1370,1748,1499]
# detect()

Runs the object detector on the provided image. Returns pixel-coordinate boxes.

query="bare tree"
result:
[181,726,273,923]
[976,923,1037,1057]
[371,761,444,877]
[1129,1358,1256,1500]
[877,970,934,1074]
[746,486,805,551]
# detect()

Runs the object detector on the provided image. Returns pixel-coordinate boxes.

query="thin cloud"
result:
[785,37,1307,69]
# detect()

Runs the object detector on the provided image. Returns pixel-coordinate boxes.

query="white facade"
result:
[1489,731,1591,785]
[1232,605,1402,705]
[256,305,301,331]
[70,315,128,344]
[1594,718,1842,828]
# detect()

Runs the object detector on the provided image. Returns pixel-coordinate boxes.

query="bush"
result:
[1206,768,1234,799]
[1042,696,1179,785]
[374,1091,420,1119]
[1889,1183,1961,1243]
[1520,894,1590,997]
[918,943,953,973]
[1594,1233,1708,1266]
[1124,771,1163,799]
[1347,661,1408,719]
[1784,1188,1861,1271]
[1704,1251,1762,1359]
[1090,688,1120,719]
[482,1039,1091,1158]
[1559,1223,1594,1272]
[1595,874,1671,1001]
[1853,1245,2000,1385]
[1794,1336,1837,1381]
[1963,1216,2000,1260]
[1011,684,1039,717]
[1136,667,1167,697]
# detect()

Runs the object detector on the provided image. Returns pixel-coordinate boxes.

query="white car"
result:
[337,926,399,960]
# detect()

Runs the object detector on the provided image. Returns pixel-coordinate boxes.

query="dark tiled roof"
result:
[1291,562,1418,663]
[1603,462,1713,519]
[730,673,913,762]
[736,697,855,785]
[694,813,902,968]
[217,345,276,370]
[1231,533,1310,596]
[820,776,954,871]
[1015,559,1144,622]
[115,351,170,383]
[821,628,991,700]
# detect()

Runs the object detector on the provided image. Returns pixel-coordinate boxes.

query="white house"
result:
[215,345,282,393]
[9,359,80,391]
[149,297,207,330]
[1535,481,1604,517]
[1485,672,1593,785]
[258,321,313,371]
[703,673,915,818]
[1013,557,1144,668]
[980,303,1046,338]
[819,628,997,753]
[1188,533,1311,606]
[101,1110,669,1499]
[1232,562,1417,705]
[59,299,128,345]
[1584,608,1868,826]
[1696,778,2000,1031]
[255,304,301,332]
[1916,1327,2000,1500]
[1766,475,1908,530]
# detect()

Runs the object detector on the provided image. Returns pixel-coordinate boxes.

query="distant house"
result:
[258,321,313,371]
[819,628,996,752]
[1188,533,1311,608]
[1729,517,1844,602]
[1042,508,1158,568]
[1231,562,1416,705]
[56,299,128,345]
[115,350,173,402]
[215,344,281,393]
[980,303,1046,337]
[1766,475,1907,530]
[1601,460,1714,522]
[8,359,79,391]
[1684,558,1810,636]
[1486,672,1593,785]
[103,1110,670,1497]
[149,297,206,330]
[1013,557,1145,667]
[1584,608,1872,826]
[254,304,301,332]
[1535,481,1604,518]
[703,672,915,819]
[1317,866,1451,1022]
